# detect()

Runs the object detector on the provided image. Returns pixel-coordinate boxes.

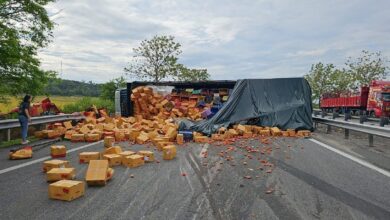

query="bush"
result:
[62,97,114,114]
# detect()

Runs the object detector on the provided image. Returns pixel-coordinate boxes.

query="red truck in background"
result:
[320,80,390,117]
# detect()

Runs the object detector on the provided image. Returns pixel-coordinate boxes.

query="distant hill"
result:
[45,79,101,97]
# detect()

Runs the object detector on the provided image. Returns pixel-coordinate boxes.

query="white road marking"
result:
[309,139,390,178]
[199,143,209,158]
[0,141,103,175]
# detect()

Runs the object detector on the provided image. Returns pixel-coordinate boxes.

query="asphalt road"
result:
[0,136,389,220]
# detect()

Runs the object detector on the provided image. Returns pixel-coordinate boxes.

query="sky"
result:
[39,0,390,83]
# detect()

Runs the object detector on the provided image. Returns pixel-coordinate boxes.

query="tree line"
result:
[0,0,210,103]
[304,50,389,103]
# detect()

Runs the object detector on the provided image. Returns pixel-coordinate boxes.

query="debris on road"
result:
[9,146,33,160]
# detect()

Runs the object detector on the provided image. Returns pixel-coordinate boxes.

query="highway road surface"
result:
[0,136,389,220]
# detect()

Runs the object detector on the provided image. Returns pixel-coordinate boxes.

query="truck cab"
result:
[367,80,390,117]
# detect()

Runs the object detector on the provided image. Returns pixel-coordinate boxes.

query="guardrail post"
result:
[379,117,389,127]
[7,128,11,141]
[344,129,349,139]
[368,134,374,147]
[344,112,350,121]
[326,125,331,133]
[359,114,366,124]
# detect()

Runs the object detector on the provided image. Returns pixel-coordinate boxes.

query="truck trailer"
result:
[320,80,390,117]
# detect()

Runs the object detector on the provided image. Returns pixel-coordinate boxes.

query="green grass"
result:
[0,95,85,113]
[0,136,39,149]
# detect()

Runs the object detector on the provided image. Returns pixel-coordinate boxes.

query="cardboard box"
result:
[123,155,144,168]
[136,134,149,144]
[50,145,67,158]
[243,131,253,138]
[138,150,154,162]
[287,129,296,137]
[63,121,73,130]
[71,133,85,142]
[34,131,44,138]
[46,168,75,182]
[259,129,271,136]
[104,136,115,148]
[43,159,70,172]
[165,127,177,141]
[152,137,170,145]
[270,127,282,136]
[119,151,136,164]
[297,130,311,137]
[163,145,177,160]
[103,146,122,155]
[9,146,33,160]
[86,133,101,142]
[47,130,60,139]
[114,130,126,141]
[194,135,209,143]
[227,129,238,137]
[129,129,141,141]
[104,123,115,131]
[64,130,74,140]
[79,152,100,163]
[176,134,184,145]
[49,180,85,201]
[156,141,173,151]
[211,134,224,141]
[103,154,122,166]
[237,124,246,134]
[79,125,90,135]
[85,160,109,186]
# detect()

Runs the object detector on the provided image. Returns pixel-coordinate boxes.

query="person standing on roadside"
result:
[18,95,32,144]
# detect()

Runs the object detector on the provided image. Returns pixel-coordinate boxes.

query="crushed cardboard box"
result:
[9,146,33,160]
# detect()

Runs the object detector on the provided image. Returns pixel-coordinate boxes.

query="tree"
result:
[124,35,181,82]
[0,0,56,103]
[173,64,210,81]
[100,76,126,101]
[304,63,336,102]
[346,50,389,86]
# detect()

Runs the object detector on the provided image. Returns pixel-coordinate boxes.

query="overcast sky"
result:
[39,0,390,83]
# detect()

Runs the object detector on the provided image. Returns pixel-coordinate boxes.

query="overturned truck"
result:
[118,78,313,135]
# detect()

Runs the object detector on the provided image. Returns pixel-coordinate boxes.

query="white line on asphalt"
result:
[199,143,209,158]
[0,141,103,175]
[309,139,390,178]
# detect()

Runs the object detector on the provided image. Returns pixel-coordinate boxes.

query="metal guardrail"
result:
[0,114,85,141]
[313,108,381,123]
[312,116,390,147]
